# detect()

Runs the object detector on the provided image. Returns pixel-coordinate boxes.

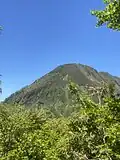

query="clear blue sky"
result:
[0,0,120,101]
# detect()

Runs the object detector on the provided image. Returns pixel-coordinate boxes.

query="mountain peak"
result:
[4,63,120,106]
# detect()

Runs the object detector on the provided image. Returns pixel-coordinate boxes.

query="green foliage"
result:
[68,98,120,159]
[0,104,48,159]
[1,82,120,159]
[0,75,2,94]
[91,0,120,30]
[0,26,2,30]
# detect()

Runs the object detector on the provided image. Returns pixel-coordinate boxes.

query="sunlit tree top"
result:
[91,0,120,31]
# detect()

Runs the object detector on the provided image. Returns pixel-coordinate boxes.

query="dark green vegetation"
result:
[91,0,120,30]
[1,82,120,159]
[4,63,120,107]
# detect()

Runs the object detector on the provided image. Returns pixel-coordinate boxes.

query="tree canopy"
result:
[91,0,120,31]
[1,82,120,159]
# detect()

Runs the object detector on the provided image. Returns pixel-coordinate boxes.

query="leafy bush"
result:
[0,83,120,159]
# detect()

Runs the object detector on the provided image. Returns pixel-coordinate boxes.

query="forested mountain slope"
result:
[4,63,120,106]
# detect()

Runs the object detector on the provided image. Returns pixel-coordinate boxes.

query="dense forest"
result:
[1,82,120,159]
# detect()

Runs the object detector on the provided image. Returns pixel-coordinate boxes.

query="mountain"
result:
[4,63,120,106]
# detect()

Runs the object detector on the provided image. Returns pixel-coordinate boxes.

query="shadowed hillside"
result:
[4,63,120,106]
